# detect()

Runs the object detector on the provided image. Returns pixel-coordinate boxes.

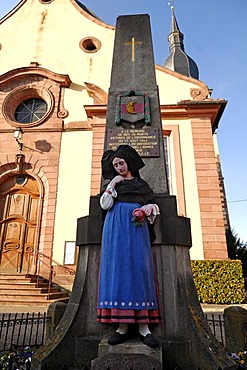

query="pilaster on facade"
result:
[160,100,228,259]
[84,105,107,195]
[191,118,228,259]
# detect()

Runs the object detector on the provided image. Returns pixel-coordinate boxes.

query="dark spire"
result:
[163,7,199,79]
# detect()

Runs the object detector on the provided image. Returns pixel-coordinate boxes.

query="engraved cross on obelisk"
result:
[104,14,169,194]
[125,37,142,61]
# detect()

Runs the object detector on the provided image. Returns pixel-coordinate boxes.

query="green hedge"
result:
[191,259,246,304]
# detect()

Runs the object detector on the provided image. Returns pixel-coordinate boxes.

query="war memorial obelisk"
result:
[31,14,237,370]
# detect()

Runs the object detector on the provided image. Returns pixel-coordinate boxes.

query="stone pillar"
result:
[224,306,247,353]
[45,301,67,341]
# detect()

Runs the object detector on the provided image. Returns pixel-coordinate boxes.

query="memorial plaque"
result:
[108,128,159,157]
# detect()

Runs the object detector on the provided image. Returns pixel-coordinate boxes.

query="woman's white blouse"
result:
[100,185,117,210]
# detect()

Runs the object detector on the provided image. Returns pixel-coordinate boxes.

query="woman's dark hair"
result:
[101,145,145,180]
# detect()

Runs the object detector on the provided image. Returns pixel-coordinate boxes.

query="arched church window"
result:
[2,86,54,128]
[15,98,48,124]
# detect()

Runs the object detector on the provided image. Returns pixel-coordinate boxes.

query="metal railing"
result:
[205,313,225,347]
[26,250,75,299]
[0,312,51,353]
[0,311,226,356]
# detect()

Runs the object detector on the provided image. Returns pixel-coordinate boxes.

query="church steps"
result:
[0,273,70,307]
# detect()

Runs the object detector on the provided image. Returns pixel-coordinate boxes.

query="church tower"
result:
[163,7,199,79]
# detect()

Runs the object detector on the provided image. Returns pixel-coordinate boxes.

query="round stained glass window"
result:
[15,98,48,124]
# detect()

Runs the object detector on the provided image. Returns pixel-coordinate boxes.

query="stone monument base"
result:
[91,338,162,370]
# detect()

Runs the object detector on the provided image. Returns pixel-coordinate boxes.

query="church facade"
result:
[0,0,229,287]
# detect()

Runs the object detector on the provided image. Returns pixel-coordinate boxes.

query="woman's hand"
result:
[109,175,124,189]
[140,204,160,224]
[140,204,154,217]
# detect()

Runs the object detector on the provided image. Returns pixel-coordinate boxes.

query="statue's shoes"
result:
[139,333,160,348]
[107,332,129,345]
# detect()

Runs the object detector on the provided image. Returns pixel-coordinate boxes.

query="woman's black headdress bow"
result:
[101,145,145,180]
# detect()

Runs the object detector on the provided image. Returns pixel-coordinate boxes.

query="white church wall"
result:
[177,119,204,259]
[156,68,200,104]
[52,130,93,264]
[0,0,115,95]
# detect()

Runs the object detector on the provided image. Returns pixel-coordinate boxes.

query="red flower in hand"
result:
[132,208,146,227]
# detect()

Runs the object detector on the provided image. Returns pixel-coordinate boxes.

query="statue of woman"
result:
[97,145,161,348]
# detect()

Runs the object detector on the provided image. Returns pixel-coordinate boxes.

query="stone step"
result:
[0,296,69,306]
[0,277,47,284]
[0,282,52,288]
[0,273,26,278]
[0,286,60,294]
[0,294,69,302]
[0,291,68,300]
[0,273,40,277]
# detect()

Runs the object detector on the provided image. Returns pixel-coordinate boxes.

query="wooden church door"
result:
[0,176,40,274]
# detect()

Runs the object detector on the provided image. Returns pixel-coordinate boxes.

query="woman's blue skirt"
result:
[98,202,158,312]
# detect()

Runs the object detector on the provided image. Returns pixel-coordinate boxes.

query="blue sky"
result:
[1,1,247,242]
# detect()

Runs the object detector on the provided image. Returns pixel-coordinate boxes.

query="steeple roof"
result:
[163,7,199,79]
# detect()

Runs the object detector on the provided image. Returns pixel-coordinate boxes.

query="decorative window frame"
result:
[79,37,102,53]
[2,85,54,128]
